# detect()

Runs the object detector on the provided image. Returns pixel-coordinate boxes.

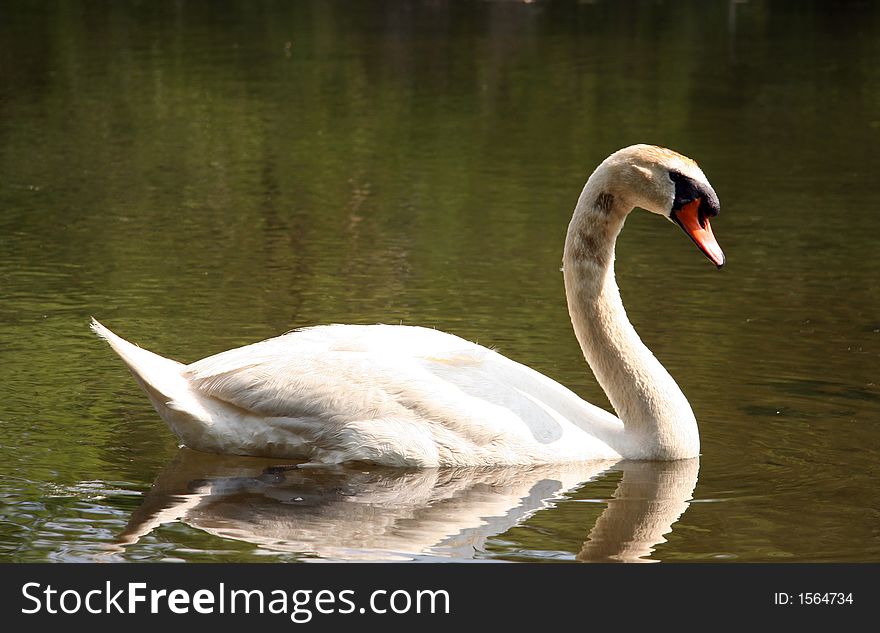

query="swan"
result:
[92,144,724,467]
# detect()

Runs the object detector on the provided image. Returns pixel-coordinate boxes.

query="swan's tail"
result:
[90,318,185,401]
[90,319,212,444]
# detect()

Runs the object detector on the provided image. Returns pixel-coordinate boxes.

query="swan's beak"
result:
[671,199,725,268]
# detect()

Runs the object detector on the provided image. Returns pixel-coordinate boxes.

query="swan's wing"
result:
[183,325,497,421]
[182,324,622,462]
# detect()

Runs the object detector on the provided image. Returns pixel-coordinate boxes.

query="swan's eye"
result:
[669,171,720,220]
[669,171,700,210]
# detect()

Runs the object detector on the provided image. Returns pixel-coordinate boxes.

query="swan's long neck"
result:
[562,170,699,460]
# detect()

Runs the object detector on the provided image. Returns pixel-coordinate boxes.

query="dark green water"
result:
[1,0,878,562]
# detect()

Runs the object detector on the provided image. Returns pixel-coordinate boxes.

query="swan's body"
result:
[93,321,625,465]
[93,144,724,467]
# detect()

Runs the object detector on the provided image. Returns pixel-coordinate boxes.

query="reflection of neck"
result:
[562,175,699,459]
[577,459,700,563]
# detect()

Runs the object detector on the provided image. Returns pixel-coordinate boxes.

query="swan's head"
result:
[605,144,725,268]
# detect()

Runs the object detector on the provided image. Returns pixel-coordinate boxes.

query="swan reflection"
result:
[117,449,699,561]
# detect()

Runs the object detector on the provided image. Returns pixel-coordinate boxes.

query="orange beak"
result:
[671,199,725,268]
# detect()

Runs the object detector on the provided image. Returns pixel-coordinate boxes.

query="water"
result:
[1,0,878,563]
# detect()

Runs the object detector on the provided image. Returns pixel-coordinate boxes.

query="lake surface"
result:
[1,0,878,562]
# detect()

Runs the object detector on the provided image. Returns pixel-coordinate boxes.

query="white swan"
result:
[92,144,724,467]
